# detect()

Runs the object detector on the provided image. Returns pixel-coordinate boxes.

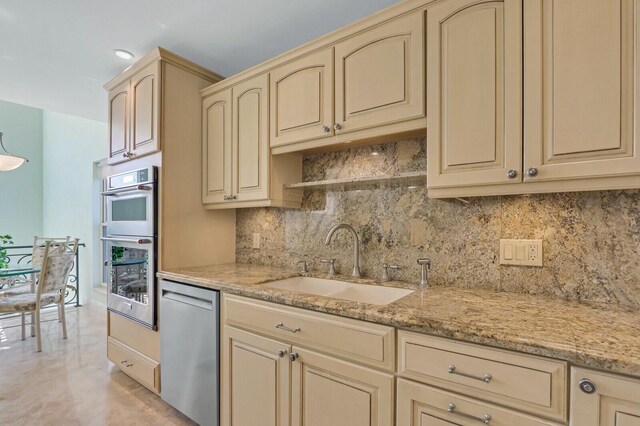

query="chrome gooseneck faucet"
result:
[324,223,361,278]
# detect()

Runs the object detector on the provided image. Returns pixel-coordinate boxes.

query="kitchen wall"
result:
[0,99,44,245]
[237,138,640,307]
[42,110,107,304]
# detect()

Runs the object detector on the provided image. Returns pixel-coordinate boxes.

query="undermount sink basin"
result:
[264,276,413,305]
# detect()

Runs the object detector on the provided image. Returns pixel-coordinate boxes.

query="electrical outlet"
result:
[500,239,543,267]
[252,233,261,249]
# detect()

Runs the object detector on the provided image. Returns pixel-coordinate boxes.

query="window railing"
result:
[0,243,84,308]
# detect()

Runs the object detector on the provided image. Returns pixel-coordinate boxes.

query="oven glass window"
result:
[111,197,147,222]
[110,246,149,305]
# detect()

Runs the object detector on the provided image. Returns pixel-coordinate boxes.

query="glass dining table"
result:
[0,266,40,291]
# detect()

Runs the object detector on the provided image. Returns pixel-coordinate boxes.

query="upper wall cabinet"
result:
[428,0,640,197]
[202,74,302,209]
[107,62,160,165]
[237,9,426,154]
[523,0,640,182]
[426,0,522,189]
[334,11,424,135]
[270,48,334,148]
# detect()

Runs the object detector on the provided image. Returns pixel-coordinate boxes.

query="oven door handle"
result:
[101,184,153,197]
[101,237,153,245]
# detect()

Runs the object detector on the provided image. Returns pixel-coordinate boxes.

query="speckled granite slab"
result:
[158,263,640,377]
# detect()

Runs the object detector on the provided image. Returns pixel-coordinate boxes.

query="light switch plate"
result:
[252,233,261,249]
[500,239,543,267]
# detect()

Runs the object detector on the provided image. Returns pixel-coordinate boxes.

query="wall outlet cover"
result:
[500,239,543,267]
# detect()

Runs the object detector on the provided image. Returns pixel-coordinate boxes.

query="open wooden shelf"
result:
[284,171,427,190]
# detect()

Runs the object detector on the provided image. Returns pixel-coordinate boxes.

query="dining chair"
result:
[0,239,78,352]
[0,237,78,336]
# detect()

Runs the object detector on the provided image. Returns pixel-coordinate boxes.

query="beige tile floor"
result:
[0,304,195,425]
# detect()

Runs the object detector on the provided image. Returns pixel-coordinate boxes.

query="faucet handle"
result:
[381,263,402,282]
[417,258,431,287]
[319,259,337,276]
[297,258,309,275]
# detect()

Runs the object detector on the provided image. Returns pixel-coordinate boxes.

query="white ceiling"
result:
[0,0,399,123]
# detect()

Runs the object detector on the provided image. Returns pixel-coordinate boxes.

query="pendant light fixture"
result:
[0,132,29,171]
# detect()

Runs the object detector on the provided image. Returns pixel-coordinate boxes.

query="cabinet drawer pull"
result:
[448,365,492,383]
[448,403,492,424]
[275,322,300,333]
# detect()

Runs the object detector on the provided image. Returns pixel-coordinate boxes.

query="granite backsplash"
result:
[236,138,640,307]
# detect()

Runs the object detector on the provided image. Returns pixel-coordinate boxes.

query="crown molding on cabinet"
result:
[104,46,225,91]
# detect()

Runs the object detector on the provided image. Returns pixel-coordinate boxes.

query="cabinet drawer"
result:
[397,378,562,426]
[398,331,567,422]
[108,337,160,392]
[222,294,395,371]
[108,311,160,361]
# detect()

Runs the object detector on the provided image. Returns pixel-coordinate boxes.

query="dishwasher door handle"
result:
[162,290,213,310]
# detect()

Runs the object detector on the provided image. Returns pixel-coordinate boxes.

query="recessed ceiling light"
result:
[371,151,380,156]
[114,49,134,60]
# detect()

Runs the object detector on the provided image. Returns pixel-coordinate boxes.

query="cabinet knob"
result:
[507,169,518,179]
[277,349,288,358]
[289,352,299,362]
[333,123,342,131]
[579,378,597,394]
[527,167,538,177]
[322,125,330,133]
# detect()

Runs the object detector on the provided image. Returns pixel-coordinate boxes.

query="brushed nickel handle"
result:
[333,123,342,130]
[507,169,517,179]
[125,363,134,368]
[322,125,330,133]
[275,322,300,333]
[527,167,538,177]
[120,360,128,364]
[289,352,299,362]
[448,365,492,383]
[277,349,288,358]
[448,403,492,424]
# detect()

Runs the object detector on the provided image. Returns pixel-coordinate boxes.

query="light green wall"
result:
[42,111,107,304]
[0,99,43,245]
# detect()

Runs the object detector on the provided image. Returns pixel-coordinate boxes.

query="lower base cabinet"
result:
[291,347,394,426]
[570,368,640,426]
[222,326,291,426]
[397,378,561,426]
[221,325,394,426]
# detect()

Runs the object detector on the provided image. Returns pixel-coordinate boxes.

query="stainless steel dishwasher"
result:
[160,279,219,426]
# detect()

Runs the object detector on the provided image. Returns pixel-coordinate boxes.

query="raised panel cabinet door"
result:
[130,62,160,159]
[221,326,291,426]
[524,0,640,182]
[334,10,424,134]
[202,89,232,204]
[270,48,334,147]
[570,368,640,426]
[290,347,394,426]
[107,80,129,165]
[232,73,269,202]
[426,0,523,189]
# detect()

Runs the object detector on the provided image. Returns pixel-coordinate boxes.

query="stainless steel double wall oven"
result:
[102,166,158,329]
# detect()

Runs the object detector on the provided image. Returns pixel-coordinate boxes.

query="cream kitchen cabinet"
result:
[202,73,302,209]
[397,379,562,426]
[426,0,522,190]
[220,294,395,426]
[333,10,424,138]
[428,0,640,198]
[570,367,640,426]
[107,61,159,164]
[270,48,334,147]
[270,10,425,153]
[291,347,394,426]
[221,326,291,426]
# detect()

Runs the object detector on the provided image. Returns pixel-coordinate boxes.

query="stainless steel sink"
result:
[264,276,413,305]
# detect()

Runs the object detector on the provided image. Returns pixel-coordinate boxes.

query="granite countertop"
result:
[157,263,640,377]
